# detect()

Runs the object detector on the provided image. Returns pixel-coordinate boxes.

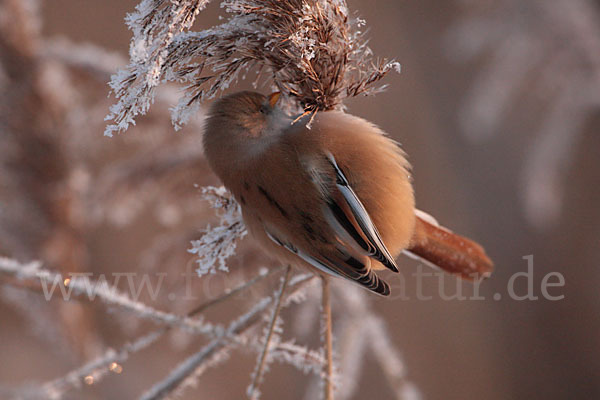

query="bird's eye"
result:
[259,105,269,115]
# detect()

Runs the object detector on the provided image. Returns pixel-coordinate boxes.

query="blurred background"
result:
[1,0,599,399]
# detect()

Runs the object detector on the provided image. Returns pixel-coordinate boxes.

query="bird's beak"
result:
[268,92,281,108]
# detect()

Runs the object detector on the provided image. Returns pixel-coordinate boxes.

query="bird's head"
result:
[203,91,291,177]
[205,91,286,138]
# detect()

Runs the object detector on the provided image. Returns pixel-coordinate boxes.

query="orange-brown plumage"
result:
[203,91,492,295]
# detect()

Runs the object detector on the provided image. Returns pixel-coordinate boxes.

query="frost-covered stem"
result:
[142,269,310,400]
[41,330,163,400]
[321,276,334,400]
[33,268,280,399]
[247,265,292,400]
[334,285,418,400]
[140,332,233,400]
[0,257,215,336]
[140,295,275,400]
[186,265,284,318]
[366,317,417,399]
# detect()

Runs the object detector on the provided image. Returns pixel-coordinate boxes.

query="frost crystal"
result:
[188,186,247,276]
[105,0,401,135]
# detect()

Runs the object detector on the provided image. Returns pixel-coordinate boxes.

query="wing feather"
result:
[265,230,390,296]
[324,152,399,272]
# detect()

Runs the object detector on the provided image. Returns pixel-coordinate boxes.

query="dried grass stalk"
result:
[105,0,400,135]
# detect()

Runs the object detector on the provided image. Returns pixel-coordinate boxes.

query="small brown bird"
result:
[203,91,493,295]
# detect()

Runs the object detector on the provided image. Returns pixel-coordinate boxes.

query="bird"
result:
[203,91,493,296]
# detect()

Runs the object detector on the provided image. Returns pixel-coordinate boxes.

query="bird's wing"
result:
[265,230,391,296]
[321,152,400,272]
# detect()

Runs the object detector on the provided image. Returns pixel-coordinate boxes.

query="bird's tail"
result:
[404,210,494,280]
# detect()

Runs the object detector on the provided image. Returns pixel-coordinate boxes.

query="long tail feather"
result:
[405,210,494,280]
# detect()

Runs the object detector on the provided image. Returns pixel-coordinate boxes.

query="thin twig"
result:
[247,265,292,399]
[31,267,282,400]
[0,257,214,336]
[141,268,309,400]
[321,276,334,400]
[140,298,270,400]
[185,266,285,318]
